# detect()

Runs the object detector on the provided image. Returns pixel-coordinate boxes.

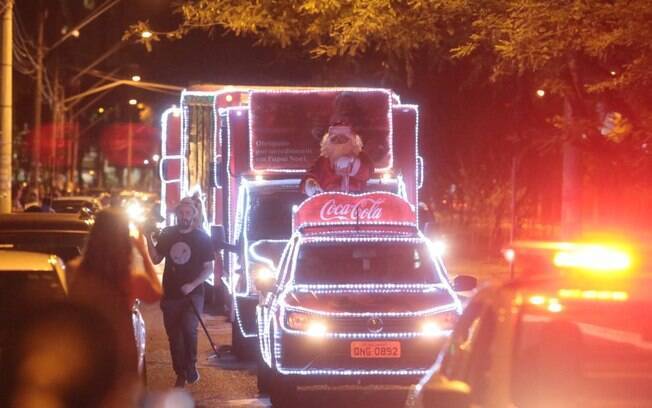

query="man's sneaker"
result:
[174,375,186,388]
[186,366,200,385]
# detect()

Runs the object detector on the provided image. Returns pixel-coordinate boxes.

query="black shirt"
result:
[156,226,214,299]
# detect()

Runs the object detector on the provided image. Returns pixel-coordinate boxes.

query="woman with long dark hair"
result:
[67,208,162,404]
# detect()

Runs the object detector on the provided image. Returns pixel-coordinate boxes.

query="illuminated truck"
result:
[255,192,476,406]
[159,86,425,357]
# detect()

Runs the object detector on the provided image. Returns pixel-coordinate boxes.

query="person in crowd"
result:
[145,197,214,387]
[67,208,162,399]
[22,189,41,212]
[40,196,55,213]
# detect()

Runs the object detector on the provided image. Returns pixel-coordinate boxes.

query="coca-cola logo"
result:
[319,198,384,221]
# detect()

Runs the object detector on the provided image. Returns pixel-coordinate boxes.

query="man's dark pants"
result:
[161,293,204,378]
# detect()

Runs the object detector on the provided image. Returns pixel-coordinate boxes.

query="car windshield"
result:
[294,242,439,284]
[0,232,87,262]
[247,190,306,241]
[512,301,652,407]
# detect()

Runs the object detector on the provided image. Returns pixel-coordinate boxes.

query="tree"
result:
[129,0,652,236]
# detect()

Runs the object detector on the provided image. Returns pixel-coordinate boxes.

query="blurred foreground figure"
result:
[0,302,121,408]
[67,209,162,398]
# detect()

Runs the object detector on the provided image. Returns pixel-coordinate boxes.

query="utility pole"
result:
[127,120,132,187]
[33,4,44,182]
[1,0,13,213]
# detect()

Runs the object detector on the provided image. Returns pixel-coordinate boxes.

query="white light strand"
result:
[159,106,181,224]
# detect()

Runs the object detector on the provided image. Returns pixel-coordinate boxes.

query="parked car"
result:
[0,213,92,263]
[408,242,652,408]
[0,250,68,356]
[0,214,148,379]
[52,196,102,214]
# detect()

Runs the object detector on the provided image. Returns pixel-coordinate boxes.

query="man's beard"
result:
[179,218,192,229]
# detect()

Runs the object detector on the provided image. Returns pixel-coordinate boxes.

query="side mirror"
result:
[211,225,226,251]
[423,375,472,408]
[453,275,477,292]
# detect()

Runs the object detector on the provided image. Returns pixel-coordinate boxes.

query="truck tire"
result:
[269,372,297,407]
[257,354,272,394]
[231,319,244,359]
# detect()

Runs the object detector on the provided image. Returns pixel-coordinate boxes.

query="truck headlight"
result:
[286,312,328,337]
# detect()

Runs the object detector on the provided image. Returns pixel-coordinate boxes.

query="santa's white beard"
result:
[323,141,357,163]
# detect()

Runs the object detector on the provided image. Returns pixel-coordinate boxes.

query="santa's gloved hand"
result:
[335,156,360,176]
[303,178,323,196]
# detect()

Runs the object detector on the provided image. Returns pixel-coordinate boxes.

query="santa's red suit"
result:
[301,152,373,194]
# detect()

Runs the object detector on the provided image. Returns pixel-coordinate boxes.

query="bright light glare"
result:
[536,89,545,97]
[431,240,446,257]
[131,75,141,82]
[129,99,138,106]
[528,295,546,305]
[225,94,233,102]
[421,321,443,337]
[255,174,264,182]
[126,201,145,223]
[504,248,515,263]
[141,31,153,39]
[255,267,274,282]
[547,299,563,313]
[152,154,160,162]
[553,244,631,272]
[306,321,328,337]
[381,173,392,181]
[143,159,150,165]
[97,107,105,114]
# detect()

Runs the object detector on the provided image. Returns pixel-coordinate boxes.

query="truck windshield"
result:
[294,242,439,284]
[247,190,306,241]
[512,301,652,407]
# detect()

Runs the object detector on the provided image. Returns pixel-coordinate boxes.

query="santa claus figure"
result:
[300,120,374,196]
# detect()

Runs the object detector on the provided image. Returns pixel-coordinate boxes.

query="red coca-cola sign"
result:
[294,192,415,228]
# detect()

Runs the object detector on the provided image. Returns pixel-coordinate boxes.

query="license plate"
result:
[350,341,401,358]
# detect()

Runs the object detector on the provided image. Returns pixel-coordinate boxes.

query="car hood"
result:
[283,285,457,314]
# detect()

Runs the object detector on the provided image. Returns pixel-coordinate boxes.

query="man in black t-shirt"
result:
[146,197,214,387]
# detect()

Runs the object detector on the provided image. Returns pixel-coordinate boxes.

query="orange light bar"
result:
[552,244,631,272]
[558,289,629,302]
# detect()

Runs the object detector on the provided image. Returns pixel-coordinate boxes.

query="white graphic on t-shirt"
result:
[170,242,192,265]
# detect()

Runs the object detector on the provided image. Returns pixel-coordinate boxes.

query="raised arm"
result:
[145,230,165,265]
